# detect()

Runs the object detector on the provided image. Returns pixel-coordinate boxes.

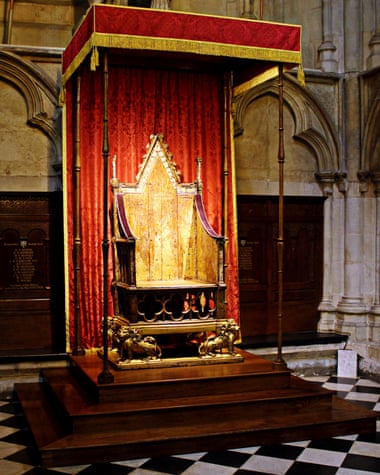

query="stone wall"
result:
[0,0,87,192]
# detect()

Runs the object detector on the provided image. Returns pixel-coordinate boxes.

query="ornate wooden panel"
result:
[238,196,324,337]
[0,193,64,354]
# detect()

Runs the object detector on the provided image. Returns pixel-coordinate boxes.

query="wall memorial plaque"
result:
[0,193,64,354]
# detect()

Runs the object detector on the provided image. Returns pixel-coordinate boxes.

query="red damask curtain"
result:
[65,63,239,349]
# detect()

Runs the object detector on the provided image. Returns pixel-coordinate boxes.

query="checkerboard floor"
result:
[0,375,379,475]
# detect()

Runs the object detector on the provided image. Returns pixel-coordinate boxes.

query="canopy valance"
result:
[62,4,302,93]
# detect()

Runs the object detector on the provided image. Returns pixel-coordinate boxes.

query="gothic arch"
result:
[233,74,341,174]
[0,50,60,161]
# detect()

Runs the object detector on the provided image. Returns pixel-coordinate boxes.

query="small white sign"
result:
[337,349,357,378]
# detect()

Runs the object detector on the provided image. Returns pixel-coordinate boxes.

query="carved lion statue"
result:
[119,328,162,362]
[199,320,240,357]
[106,317,162,362]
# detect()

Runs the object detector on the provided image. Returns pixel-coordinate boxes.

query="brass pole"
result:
[223,71,230,265]
[5,0,15,44]
[259,0,264,19]
[98,51,114,384]
[223,71,234,299]
[72,72,85,356]
[273,64,287,370]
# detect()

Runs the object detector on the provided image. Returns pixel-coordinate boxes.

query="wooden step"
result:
[16,381,376,468]
[15,383,69,449]
[68,350,292,403]
[15,350,378,468]
[40,368,333,434]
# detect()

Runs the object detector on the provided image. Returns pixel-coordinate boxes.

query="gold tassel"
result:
[58,86,66,106]
[90,46,99,71]
[297,63,305,86]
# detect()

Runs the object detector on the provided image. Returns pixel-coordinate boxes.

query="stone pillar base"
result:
[318,312,337,332]
[335,309,369,343]
[318,301,337,332]
[368,310,380,347]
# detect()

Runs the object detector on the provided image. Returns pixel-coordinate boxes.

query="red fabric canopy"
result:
[62,5,302,87]
[62,5,302,349]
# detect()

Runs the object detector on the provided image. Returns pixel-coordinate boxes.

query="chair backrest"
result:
[112,134,225,288]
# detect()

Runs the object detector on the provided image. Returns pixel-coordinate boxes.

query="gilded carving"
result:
[199,320,240,357]
[106,315,242,368]
[107,316,162,362]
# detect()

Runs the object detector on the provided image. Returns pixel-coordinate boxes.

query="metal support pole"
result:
[259,0,263,19]
[72,72,85,356]
[98,51,114,384]
[273,64,287,370]
[5,0,15,44]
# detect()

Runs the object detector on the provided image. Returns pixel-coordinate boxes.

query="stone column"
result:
[370,173,380,311]
[336,0,368,344]
[336,188,368,333]
[150,0,171,8]
[368,0,380,69]
[241,0,255,18]
[272,0,284,22]
[316,171,336,331]
[336,179,369,347]
[368,173,380,369]
[318,0,338,72]
[344,0,362,71]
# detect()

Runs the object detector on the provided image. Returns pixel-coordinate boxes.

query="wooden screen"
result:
[0,192,65,354]
[238,196,324,337]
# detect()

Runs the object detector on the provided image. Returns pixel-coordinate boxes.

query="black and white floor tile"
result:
[0,375,379,475]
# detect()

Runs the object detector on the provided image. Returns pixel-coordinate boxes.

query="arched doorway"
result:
[233,74,340,339]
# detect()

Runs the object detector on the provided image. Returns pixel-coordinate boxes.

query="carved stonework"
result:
[0,51,61,189]
[234,75,341,176]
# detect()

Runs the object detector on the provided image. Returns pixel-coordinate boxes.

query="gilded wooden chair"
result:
[110,134,239,364]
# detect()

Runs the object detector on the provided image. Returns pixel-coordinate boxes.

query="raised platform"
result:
[106,348,244,369]
[238,331,348,349]
[239,332,349,376]
[15,349,377,468]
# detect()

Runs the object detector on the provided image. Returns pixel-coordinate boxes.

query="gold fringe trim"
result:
[58,85,66,106]
[297,63,305,86]
[233,66,279,97]
[62,32,301,85]
[90,45,99,71]
[297,26,305,86]
[94,32,301,64]
[62,37,93,85]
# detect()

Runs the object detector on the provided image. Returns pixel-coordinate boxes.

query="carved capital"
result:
[315,171,336,196]
[357,170,371,194]
[335,172,347,193]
